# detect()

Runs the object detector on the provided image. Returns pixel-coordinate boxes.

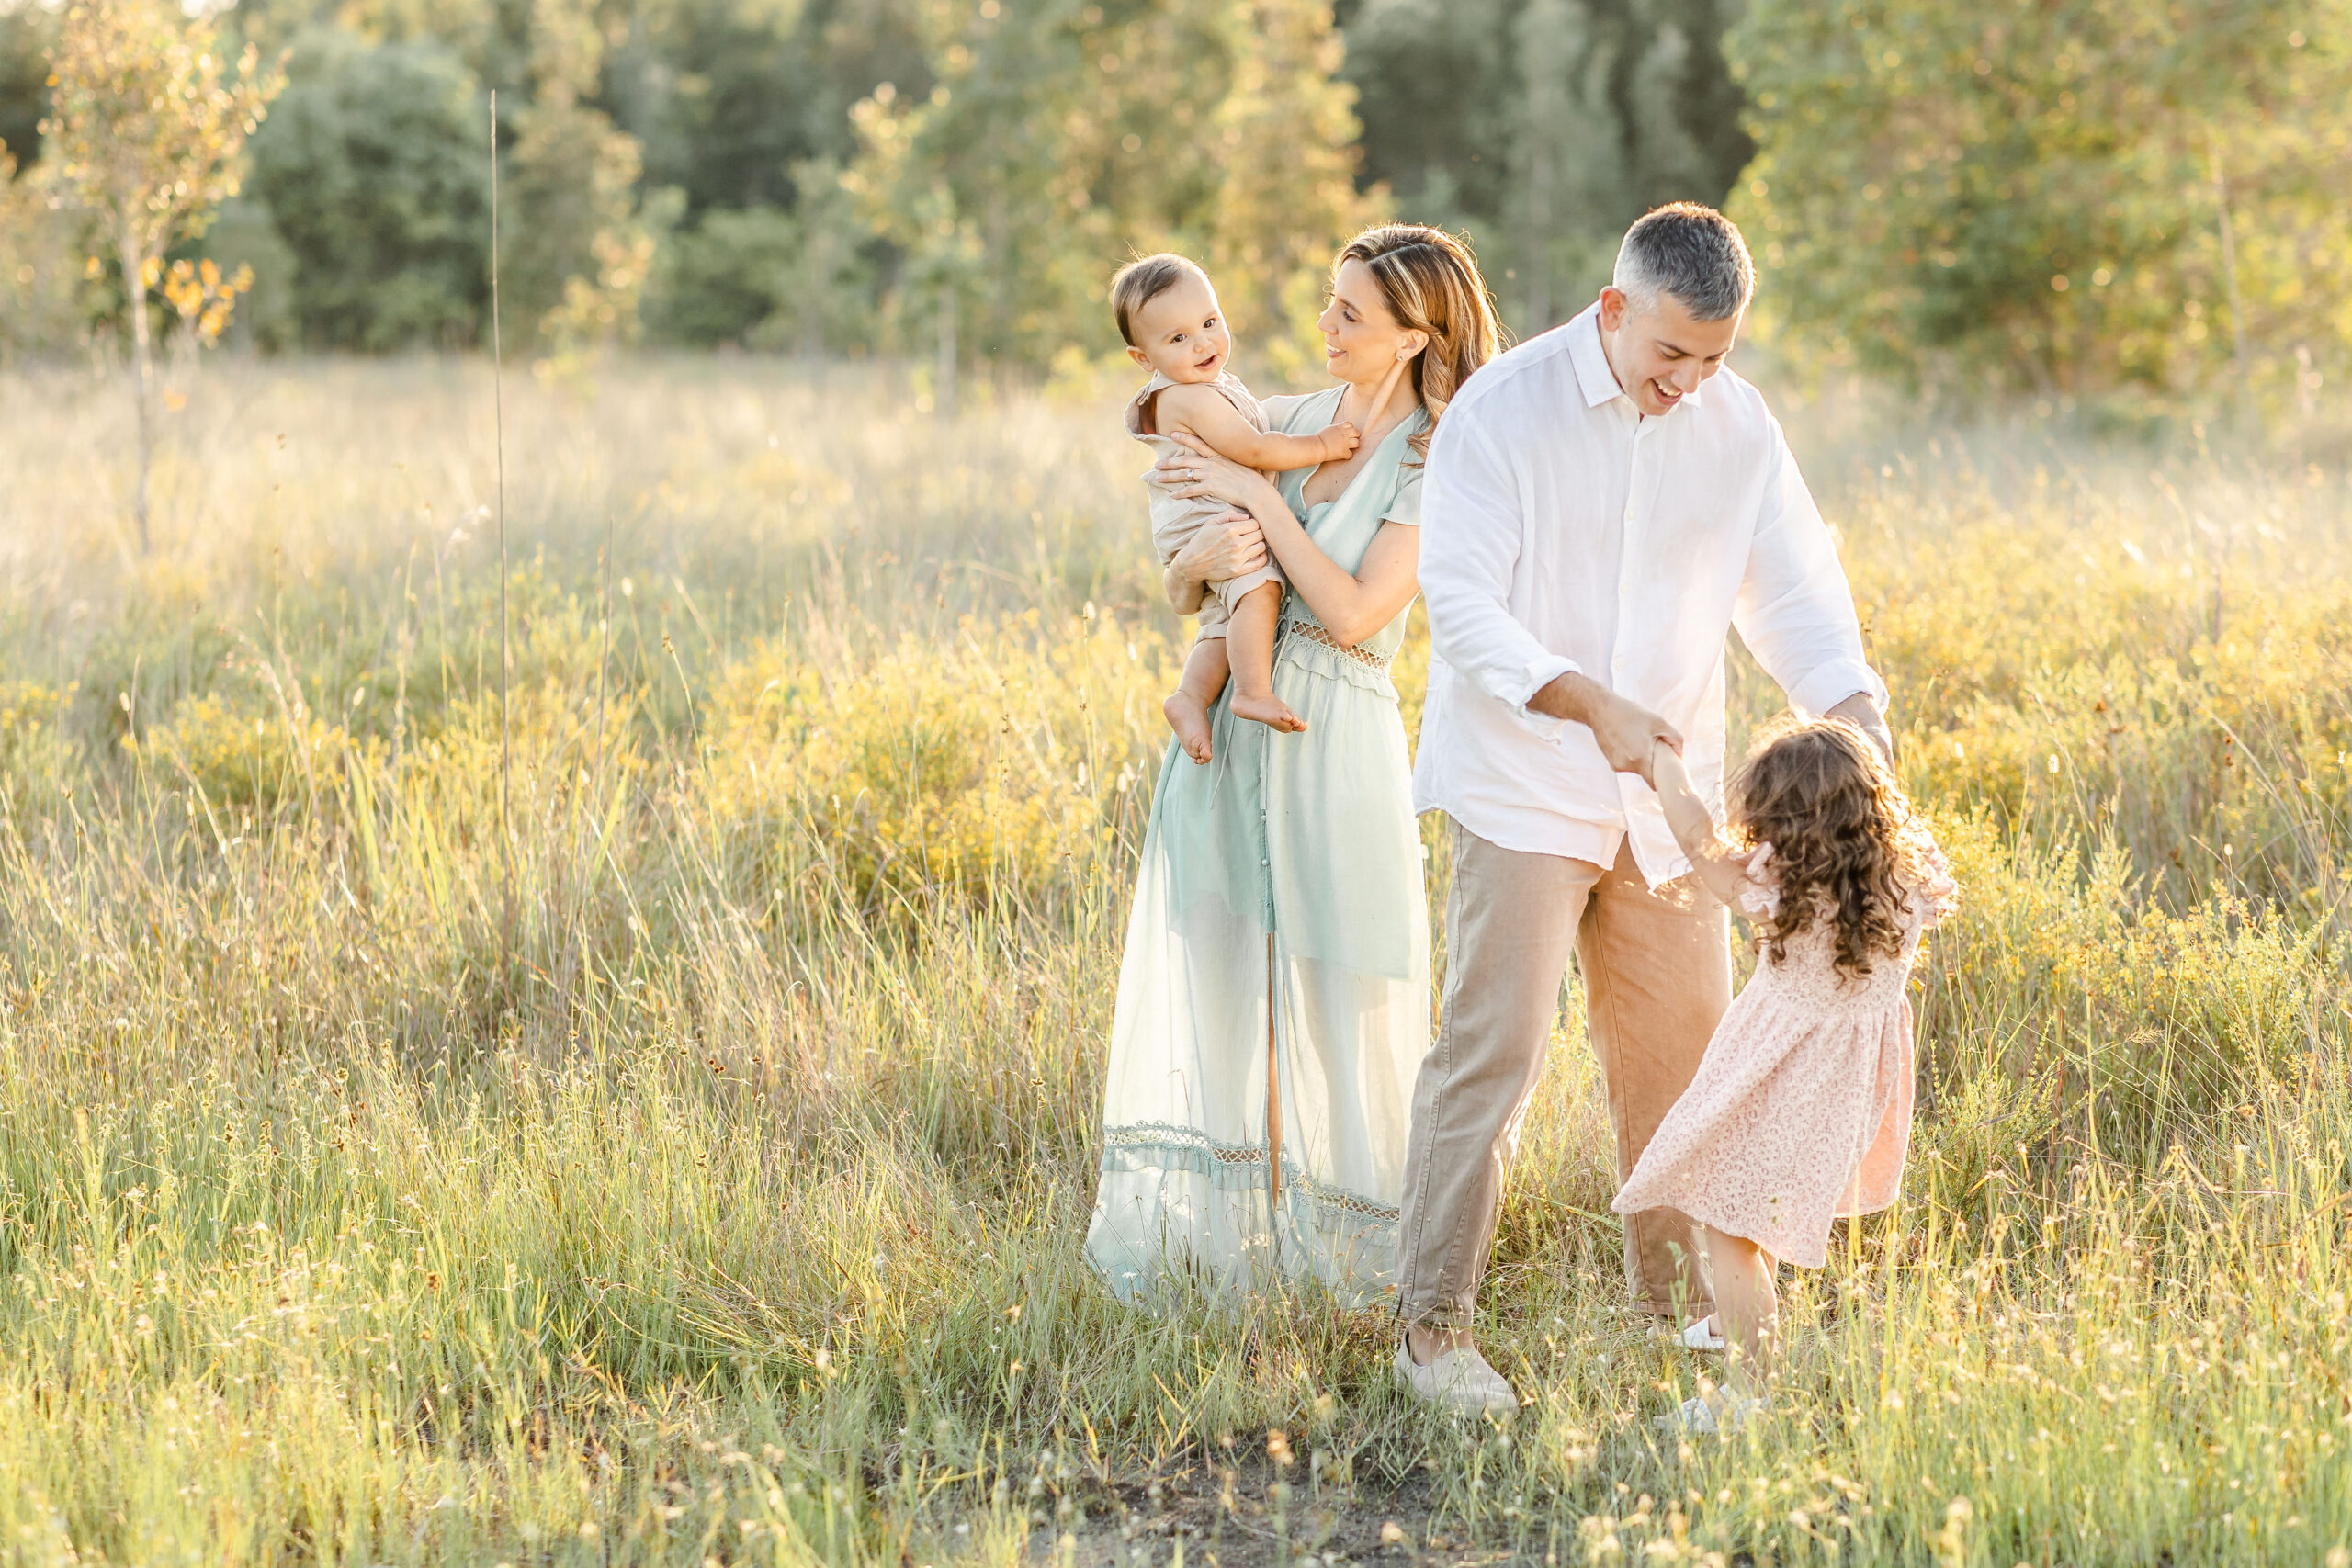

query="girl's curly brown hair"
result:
[1729,716,1939,980]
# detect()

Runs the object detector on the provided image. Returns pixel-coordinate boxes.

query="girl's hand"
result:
[1154,434,1283,511]
[1170,508,1268,586]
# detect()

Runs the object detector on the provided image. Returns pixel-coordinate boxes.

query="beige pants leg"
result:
[1395,819,1730,1328]
[1577,841,1733,1318]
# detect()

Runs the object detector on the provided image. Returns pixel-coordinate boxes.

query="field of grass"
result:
[2,355,2350,1566]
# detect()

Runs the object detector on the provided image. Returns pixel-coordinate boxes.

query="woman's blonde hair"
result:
[1334,224,1503,459]
[1729,716,1939,981]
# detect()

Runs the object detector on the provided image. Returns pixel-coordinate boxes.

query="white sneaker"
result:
[1393,1341,1518,1419]
[1658,1314,1725,1353]
[1654,1393,1767,1435]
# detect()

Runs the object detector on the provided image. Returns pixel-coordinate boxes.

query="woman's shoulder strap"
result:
[1260,385,1344,434]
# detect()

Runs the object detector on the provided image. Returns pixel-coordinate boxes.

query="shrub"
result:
[703,614,1173,928]
[243,28,489,351]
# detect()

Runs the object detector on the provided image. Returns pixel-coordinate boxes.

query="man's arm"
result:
[1734,416,1891,757]
[1419,415,1576,718]
[1421,410,1679,771]
[1529,671,1684,773]
[1159,383,1352,470]
[1826,691,1894,762]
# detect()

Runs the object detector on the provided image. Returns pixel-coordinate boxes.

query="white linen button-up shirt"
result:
[1412,302,1885,887]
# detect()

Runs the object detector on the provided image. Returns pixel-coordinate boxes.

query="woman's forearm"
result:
[1249,494,1411,645]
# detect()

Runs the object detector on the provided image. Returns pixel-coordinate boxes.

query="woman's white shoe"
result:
[1394,1342,1518,1419]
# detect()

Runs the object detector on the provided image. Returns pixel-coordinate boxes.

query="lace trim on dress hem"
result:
[1102,1122,1402,1223]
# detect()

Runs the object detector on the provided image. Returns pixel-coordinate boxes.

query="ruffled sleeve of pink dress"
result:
[1611,830,1959,1269]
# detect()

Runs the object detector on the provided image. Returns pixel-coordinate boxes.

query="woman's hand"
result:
[1173,508,1268,582]
[1164,508,1266,614]
[1153,434,1286,513]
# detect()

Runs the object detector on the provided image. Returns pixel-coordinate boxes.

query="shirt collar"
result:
[1566,301,1708,415]
[1567,304,1620,410]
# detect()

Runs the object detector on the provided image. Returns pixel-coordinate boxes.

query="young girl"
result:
[1613,716,1957,1433]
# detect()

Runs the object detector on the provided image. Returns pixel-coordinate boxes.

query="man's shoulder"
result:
[1690,361,1778,439]
[1447,324,1584,427]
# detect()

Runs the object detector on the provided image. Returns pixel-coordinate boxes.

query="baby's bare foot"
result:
[1230,690,1306,734]
[1164,691,1215,764]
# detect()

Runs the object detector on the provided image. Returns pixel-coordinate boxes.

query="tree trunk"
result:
[935,281,957,417]
[2209,135,2248,389]
[799,222,827,367]
[120,224,154,555]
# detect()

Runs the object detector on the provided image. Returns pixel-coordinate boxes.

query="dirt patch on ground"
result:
[1035,1463,1544,1568]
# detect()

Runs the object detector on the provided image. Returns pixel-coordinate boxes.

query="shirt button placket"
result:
[1615,422,1646,685]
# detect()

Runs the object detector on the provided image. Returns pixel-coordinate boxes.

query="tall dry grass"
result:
[0,357,2348,1566]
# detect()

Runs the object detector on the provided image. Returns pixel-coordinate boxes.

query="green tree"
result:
[39,0,285,550]
[848,0,1373,389]
[650,203,798,346]
[650,160,874,351]
[1732,0,2352,404]
[1200,0,1369,381]
[0,2,58,171]
[243,28,489,349]
[1508,0,1616,330]
[0,141,95,364]
[609,0,931,219]
[1344,0,1751,335]
[503,0,663,357]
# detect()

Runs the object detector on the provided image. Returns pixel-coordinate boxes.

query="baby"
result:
[1112,254,1359,764]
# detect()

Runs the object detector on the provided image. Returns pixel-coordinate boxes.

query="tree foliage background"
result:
[0,0,2344,409]
[1731,0,2352,411]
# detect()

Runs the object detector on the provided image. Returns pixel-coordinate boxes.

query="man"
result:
[1395,203,1889,1416]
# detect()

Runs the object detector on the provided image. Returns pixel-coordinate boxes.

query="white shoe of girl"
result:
[1655,1392,1767,1435]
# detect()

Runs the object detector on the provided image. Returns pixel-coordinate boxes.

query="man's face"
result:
[1597,287,1742,416]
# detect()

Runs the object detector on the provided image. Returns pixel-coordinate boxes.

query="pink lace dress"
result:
[1611,837,1958,1269]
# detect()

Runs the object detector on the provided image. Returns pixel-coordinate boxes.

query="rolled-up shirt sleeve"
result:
[1419,410,1582,734]
[1732,417,1888,720]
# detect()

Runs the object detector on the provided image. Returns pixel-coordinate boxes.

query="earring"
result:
[1396,347,1409,360]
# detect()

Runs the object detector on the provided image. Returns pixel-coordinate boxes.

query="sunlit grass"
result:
[1,357,2348,1564]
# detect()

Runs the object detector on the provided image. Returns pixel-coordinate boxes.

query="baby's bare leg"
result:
[1226,582,1305,734]
[1696,1224,1779,1400]
[1163,637,1227,765]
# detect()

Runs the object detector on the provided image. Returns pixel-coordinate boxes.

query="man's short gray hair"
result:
[1611,202,1755,321]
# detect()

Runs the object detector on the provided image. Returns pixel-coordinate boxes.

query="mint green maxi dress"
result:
[1087,389,1431,1309]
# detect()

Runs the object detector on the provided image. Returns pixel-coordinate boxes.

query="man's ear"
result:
[1127,346,1151,369]
[1599,287,1629,333]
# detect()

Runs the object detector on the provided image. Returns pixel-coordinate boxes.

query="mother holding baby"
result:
[1086,225,1500,1305]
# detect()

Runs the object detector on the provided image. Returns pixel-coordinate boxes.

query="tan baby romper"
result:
[1126,370,1287,638]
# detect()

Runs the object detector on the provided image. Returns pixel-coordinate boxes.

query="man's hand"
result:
[1826,692,1894,765]
[1530,671,1682,776]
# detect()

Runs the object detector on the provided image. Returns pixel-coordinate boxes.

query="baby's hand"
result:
[1317,422,1361,461]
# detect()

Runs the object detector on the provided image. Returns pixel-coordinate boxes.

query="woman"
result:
[1087,226,1502,1306]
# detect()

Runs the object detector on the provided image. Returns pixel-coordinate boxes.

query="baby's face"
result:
[1126,274,1234,384]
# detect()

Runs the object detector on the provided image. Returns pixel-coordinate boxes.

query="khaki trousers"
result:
[1396,818,1733,1326]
